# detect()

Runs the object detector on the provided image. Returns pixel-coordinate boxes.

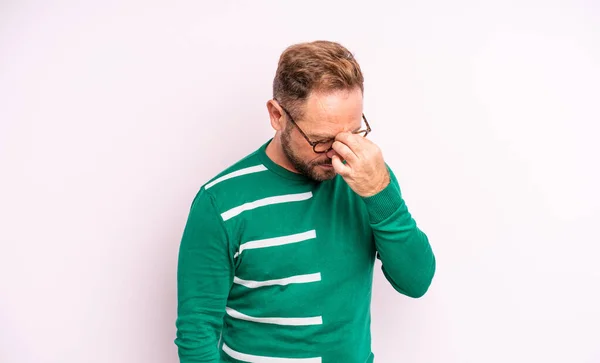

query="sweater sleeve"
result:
[175,188,234,362]
[361,166,436,298]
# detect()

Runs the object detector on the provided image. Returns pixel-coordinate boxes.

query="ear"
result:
[266,100,285,132]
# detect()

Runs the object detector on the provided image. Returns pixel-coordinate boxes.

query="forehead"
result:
[299,88,364,137]
[304,88,363,118]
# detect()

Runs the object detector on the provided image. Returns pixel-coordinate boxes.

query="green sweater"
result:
[175,140,436,363]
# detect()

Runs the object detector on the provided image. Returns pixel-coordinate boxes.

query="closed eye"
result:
[310,128,362,142]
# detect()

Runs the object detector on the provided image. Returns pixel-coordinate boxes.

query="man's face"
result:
[280,87,364,182]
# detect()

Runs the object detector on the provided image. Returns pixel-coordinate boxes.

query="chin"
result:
[309,168,337,182]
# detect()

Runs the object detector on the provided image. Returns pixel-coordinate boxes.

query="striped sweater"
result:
[175,139,436,363]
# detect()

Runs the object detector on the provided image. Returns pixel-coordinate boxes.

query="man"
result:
[175,40,436,363]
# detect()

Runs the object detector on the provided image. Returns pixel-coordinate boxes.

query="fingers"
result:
[335,132,363,153]
[331,140,358,165]
[331,155,351,176]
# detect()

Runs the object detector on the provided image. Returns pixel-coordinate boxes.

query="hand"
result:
[331,132,390,197]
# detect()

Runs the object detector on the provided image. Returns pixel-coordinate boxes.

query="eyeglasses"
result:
[276,101,371,154]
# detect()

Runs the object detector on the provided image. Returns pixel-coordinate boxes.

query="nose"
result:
[326,147,338,159]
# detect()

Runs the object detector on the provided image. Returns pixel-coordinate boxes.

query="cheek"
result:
[288,134,314,158]
[297,146,318,162]
[286,130,328,163]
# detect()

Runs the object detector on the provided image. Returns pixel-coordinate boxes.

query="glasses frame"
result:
[276,100,371,154]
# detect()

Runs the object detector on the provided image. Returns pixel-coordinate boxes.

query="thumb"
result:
[331,155,350,176]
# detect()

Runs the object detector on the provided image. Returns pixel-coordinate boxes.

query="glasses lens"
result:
[314,141,333,153]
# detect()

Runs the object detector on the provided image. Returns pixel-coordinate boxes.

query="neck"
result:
[265,134,300,173]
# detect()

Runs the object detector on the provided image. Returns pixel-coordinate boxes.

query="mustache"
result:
[313,160,333,166]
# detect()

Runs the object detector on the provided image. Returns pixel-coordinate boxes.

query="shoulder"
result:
[203,150,267,192]
[190,143,278,224]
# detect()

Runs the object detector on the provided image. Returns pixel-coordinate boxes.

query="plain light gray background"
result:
[1,1,599,362]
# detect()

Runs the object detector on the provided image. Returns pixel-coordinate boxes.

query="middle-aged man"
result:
[175,40,436,363]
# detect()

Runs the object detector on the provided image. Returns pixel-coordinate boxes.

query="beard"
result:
[281,127,337,182]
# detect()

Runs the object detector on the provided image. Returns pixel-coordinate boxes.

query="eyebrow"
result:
[308,133,336,140]
[308,127,362,140]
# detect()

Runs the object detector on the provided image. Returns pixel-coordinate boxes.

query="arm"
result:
[330,132,435,298]
[175,188,234,362]
[361,167,436,298]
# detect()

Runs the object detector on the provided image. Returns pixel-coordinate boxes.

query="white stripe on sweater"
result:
[225,307,323,326]
[221,191,313,221]
[222,343,322,362]
[234,273,322,288]
[205,165,268,189]
[234,230,316,258]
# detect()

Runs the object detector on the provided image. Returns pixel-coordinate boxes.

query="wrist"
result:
[361,175,402,224]
[359,170,390,197]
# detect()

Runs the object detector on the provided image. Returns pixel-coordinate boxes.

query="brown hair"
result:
[272,40,364,119]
